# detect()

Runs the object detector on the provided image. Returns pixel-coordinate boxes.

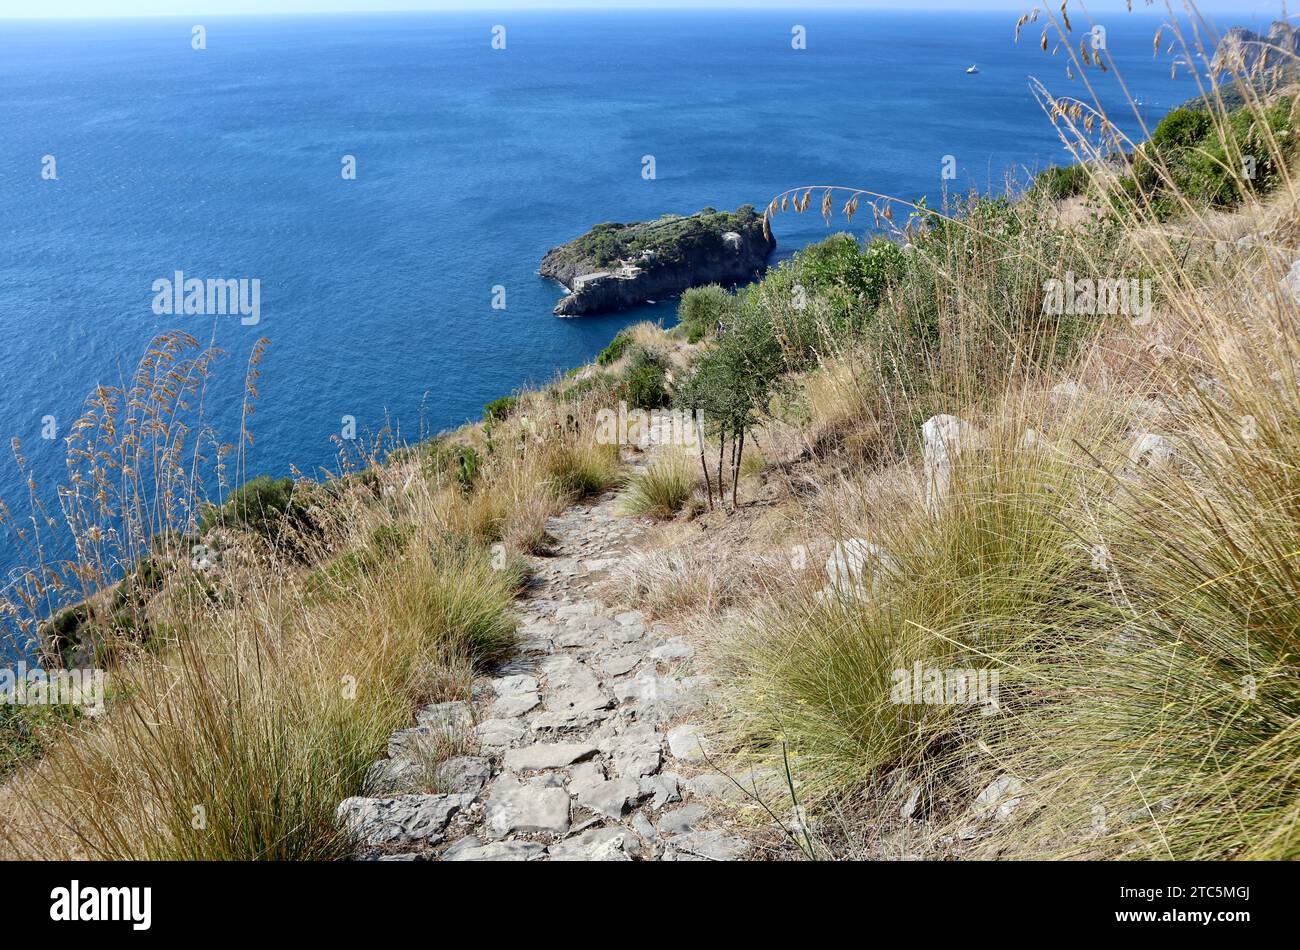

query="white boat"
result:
[966,64,979,74]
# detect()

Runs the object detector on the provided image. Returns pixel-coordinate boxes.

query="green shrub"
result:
[559,372,616,403]
[199,475,311,544]
[1,704,79,778]
[1034,162,1092,200]
[421,440,481,491]
[597,330,633,366]
[677,284,734,343]
[371,523,413,558]
[623,348,670,410]
[483,395,518,424]
[1118,98,1297,219]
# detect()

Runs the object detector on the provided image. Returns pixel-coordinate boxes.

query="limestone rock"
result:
[574,776,646,819]
[612,670,705,721]
[336,793,473,849]
[503,742,599,772]
[476,717,527,749]
[661,829,749,861]
[639,772,682,810]
[548,825,643,861]
[492,692,541,718]
[922,414,984,512]
[974,775,1027,822]
[602,730,663,779]
[437,756,493,795]
[1049,381,1085,403]
[666,724,707,763]
[1129,432,1175,469]
[824,538,896,596]
[416,700,473,732]
[442,836,546,862]
[491,674,540,696]
[483,773,571,839]
[599,653,642,677]
[363,757,423,796]
[657,803,707,836]
[529,707,611,733]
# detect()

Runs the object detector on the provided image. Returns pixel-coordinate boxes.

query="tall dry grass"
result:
[0,343,623,859]
[711,2,1300,859]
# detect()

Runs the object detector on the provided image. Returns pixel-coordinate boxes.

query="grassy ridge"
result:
[0,363,622,859]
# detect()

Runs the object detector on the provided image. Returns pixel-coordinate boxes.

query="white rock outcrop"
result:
[1129,432,1175,470]
[922,414,984,512]
[824,538,897,599]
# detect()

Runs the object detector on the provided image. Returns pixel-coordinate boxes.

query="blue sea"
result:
[0,8,1233,643]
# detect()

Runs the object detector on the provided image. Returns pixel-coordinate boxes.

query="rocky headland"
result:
[540,205,775,316]
[1212,21,1300,76]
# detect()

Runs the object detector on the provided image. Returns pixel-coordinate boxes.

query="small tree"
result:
[677,284,735,343]
[676,304,783,510]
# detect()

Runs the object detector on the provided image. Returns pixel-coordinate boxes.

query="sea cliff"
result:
[539,205,775,316]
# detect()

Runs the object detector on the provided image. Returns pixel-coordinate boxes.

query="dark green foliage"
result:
[370,523,413,558]
[570,205,764,269]
[316,467,381,504]
[1118,98,1297,219]
[1,703,79,777]
[422,440,481,491]
[675,233,912,476]
[45,603,90,647]
[109,555,165,613]
[1149,106,1216,154]
[747,233,909,367]
[40,588,157,670]
[677,284,735,343]
[200,475,311,544]
[597,330,633,366]
[483,395,518,424]
[306,522,416,598]
[1035,162,1092,200]
[1184,101,1295,206]
[623,348,671,410]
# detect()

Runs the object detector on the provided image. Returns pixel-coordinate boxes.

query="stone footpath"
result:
[337,459,754,861]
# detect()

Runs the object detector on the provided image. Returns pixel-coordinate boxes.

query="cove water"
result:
[0,8,1216,649]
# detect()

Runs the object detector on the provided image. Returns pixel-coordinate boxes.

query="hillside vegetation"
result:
[3,4,1300,861]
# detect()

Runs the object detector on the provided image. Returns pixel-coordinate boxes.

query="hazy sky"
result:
[0,0,1285,19]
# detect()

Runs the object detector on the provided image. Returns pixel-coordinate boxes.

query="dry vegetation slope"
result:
[602,84,1300,858]
[0,371,623,859]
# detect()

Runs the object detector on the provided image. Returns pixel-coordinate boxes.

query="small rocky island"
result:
[540,205,775,316]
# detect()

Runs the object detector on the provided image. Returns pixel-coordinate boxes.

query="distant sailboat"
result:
[966,64,980,74]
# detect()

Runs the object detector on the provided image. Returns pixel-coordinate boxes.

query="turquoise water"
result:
[0,8,1212,648]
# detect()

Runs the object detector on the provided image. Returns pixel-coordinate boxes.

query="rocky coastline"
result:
[539,205,775,317]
